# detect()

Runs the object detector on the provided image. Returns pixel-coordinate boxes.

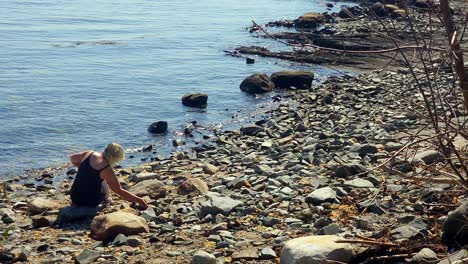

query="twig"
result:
[335,239,398,247]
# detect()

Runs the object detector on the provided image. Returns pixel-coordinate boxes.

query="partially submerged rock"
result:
[147,121,168,134]
[182,93,208,108]
[240,73,274,94]
[270,71,314,90]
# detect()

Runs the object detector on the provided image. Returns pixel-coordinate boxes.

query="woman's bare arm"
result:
[100,168,148,209]
[69,151,91,167]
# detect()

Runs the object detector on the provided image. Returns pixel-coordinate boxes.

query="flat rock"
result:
[391,225,426,240]
[280,235,360,264]
[441,200,468,246]
[344,179,374,188]
[191,250,217,264]
[232,248,259,261]
[260,247,277,260]
[28,197,61,215]
[408,248,439,264]
[75,249,100,264]
[130,172,160,183]
[199,192,243,217]
[90,211,149,241]
[57,206,98,223]
[305,187,339,205]
[129,179,166,200]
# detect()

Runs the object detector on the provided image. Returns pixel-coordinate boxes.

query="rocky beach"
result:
[1,0,468,263]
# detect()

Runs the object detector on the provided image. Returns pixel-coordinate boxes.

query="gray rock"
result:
[260,247,277,260]
[280,235,359,264]
[262,217,281,227]
[412,150,444,164]
[391,225,427,240]
[358,199,387,215]
[408,248,439,264]
[75,249,100,264]
[321,224,341,235]
[130,172,160,183]
[140,207,158,222]
[112,234,128,246]
[441,200,468,246]
[385,142,403,152]
[344,179,374,188]
[437,249,467,264]
[306,187,339,205]
[199,192,243,217]
[253,164,274,176]
[57,206,98,223]
[203,164,219,175]
[240,73,275,94]
[191,250,217,264]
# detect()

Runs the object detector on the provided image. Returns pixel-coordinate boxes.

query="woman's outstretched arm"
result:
[100,168,148,209]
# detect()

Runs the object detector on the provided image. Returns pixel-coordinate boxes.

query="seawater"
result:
[0,0,350,178]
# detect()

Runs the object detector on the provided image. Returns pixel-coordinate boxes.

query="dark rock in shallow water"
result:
[246,57,255,64]
[270,70,314,90]
[240,73,274,94]
[441,200,468,247]
[182,93,208,108]
[147,121,168,134]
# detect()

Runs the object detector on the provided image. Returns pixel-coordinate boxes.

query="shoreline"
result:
[1,1,468,263]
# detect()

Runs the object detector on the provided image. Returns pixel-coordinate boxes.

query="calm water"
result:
[0,0,349,178]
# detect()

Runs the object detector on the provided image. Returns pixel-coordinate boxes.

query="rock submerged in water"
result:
[280,235,360,264]
[182,93,208,108]
[240,73,275,94]
[147,121,168,134]
[90,211,149,241]
[270,70,314,89]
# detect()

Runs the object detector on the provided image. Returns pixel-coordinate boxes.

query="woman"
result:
[69,143,148,209]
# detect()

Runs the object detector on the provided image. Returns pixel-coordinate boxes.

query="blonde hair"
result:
[103,143,125,166]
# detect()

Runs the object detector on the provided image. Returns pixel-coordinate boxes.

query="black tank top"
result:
[70,153,109,206]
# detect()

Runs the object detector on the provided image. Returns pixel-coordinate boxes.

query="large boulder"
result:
[182,93,208,108]
[129,179,166,200]
[28,197,61,215]
[147,121,168,134]
[270,71,314,90]
[90,211,149,241]
[441,200,468,247]
[240,74,274,94]
[294,12,325,28]
[280,235,360,264]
